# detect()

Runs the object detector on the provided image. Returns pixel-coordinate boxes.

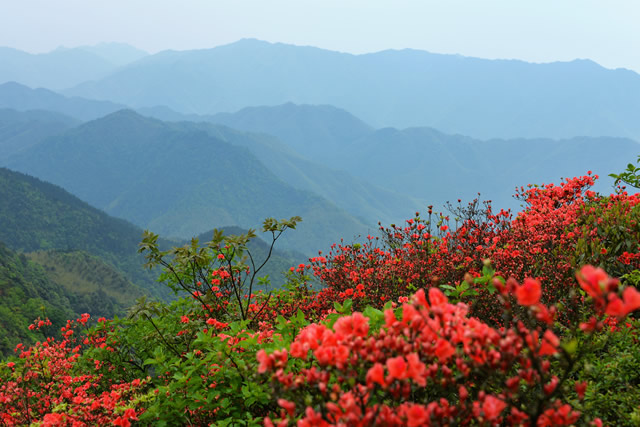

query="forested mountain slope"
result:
[0,167,171,301]
[3,111,371,254]
[0,242,74,356]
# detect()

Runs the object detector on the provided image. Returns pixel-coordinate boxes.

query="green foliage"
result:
[27,250,146,318]
[574,318,640,426]
[572,195,640,279]
[0,242,75,356]
[139,216,301,321]
[610,155,640,189]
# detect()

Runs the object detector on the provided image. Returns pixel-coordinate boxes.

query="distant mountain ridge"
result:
[0,43,147,89]
[0,108,79,161]
[0,82,126,121]
[333,127,640,210]
[139,102,639,212]
[55,42,148,67]
[137,109,423,226]
[65,38,640,141]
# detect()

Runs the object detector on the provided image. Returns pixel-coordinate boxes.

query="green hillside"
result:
[26,250,146,317]
[0,167,172,301]
[0,242,74,356]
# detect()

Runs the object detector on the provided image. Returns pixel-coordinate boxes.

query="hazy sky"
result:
[2,0,640,72]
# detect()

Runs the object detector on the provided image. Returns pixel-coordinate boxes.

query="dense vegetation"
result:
[1,172,639,425]
[26,250,145,317]
[0,242,74,356]
[0,167,172,300]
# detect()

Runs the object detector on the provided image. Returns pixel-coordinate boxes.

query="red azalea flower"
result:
[483,395,507,420]
[516,278,541,306]
[386,356,407,380]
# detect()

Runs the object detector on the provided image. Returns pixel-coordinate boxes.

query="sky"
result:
[2,0,640,72]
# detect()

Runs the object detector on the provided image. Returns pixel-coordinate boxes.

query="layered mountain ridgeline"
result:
[0,167,172,301]
[3,110,372,255]
[0,242,74,356]
[169,121,423,227]
[139,104,424,225]
[140,102,374,164]
[0,82,125,121]
[140,103,640,213]
[0,43,147,90]
[331,128,640,210]
[0,85,421,226]
[66,39,640,141]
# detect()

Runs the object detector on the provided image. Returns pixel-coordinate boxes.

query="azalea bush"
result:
[0,315,143,426]
[259,266,640,426]
[309,174,640,324]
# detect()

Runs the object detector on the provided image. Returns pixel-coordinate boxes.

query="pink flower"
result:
[333,312,369,338]
[256,349,272,373]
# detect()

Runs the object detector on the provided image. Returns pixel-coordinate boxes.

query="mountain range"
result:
[63,39,640,141]
[0,82,125,121]
[1,110,373,254]
[0,43,148,90]
[139,103,638,212]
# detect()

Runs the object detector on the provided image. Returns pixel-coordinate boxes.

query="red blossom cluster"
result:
[0,316,145,426]
[260,266,639,426]
[301,175,640,324]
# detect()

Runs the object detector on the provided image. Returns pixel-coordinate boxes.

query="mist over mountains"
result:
[0,82,125,121]
[61,39,640,141]
[0,43,148,90]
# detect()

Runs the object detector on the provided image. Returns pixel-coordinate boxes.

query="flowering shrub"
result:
[308,175,640,324]
[0,315,144,426]
[260,266,640,426]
